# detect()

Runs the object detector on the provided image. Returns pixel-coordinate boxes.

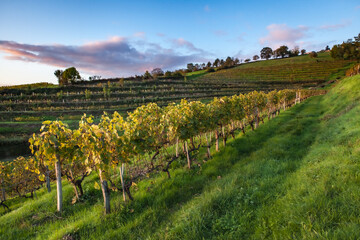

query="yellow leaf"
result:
[94,181,101,190]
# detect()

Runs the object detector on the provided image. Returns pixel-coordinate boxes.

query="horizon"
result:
[0,0,359,86]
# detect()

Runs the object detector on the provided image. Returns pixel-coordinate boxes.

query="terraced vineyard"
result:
[197,53,353,89]
[0,53,354,161]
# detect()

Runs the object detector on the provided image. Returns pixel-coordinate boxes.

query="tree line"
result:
[330,33,360,60]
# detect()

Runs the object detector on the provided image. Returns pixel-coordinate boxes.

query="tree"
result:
[301,49,306,55]
[54,70,64,86]
[213,58,220,67]
[62,67,81,85]
[89,75,101,81]
[260,47,273,60]
[244,58,251,63]
[164,71,172,78]
[206,61,212,68]
[309,51,318,58]
[330,33,360,60]
[253,55,259,61]
[187,63,194,72]
[143,70,152,80]
[290,46,300,57]
[325,45,330,51]
[151,68,164,79]
[234,58,240,65]
[274,45,289,58]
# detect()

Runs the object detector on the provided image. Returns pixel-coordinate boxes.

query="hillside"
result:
[1,74,360,239]
[0,53,355,161]
[195,52,352,88]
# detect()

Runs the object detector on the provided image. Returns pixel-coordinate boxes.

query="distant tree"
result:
[234,58,240,65]
[151,68,164,79]
[309,51,318,58]
[355,33,360,42]
[206,67,215,72]
[220,59,225,66]
[206,61,212,68]
[201,63,206,69]
[62,67,81,85]
[330,33,360,60]
[194,63,200,71]
[187,63,194,72]
[301,49,306,55]
[244,58,251,63]
[253,55,260,61]
[260,47,273,60]
[289,46,300,57]
[143,70,152,80]
[224,56,234,68]
[164,71,172,78]
[213,58,220,67]
[89,75,101,81]
[54,70,64,86]
[274,45,289,58]
[325,45,330,51]
[172,71,183,78]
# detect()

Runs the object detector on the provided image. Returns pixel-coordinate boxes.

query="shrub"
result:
[309,51,318,58]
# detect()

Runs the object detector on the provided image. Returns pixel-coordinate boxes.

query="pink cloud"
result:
[213,30,227,37]
[319,21,351,31]
[204,5,210,12]
[171,38,206,54]
[133,32,146,38]
[0,37,209,77]
[259,24,308,48]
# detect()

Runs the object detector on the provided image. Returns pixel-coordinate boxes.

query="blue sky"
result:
[0,0,359,86]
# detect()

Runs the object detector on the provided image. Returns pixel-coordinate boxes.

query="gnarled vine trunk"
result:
[99,169,110,214]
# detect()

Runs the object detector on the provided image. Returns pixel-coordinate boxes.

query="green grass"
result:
[1,76,360,239]
[195,53,354,88]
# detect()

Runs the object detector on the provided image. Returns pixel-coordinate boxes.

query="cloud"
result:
[156,33,165,37]
[319,20,351,31]
[213,30,227,37]
[259,24,309,48]
[170,38,208,55]
[356,5,360,10]
[204,5,210,12]
[133,32,146,38]
[0,37,209,76]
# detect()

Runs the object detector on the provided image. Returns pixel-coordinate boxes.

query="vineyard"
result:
[0,88,324,213]
[197,53,353,85]
[0,53,354,161]
[1,73,360,239]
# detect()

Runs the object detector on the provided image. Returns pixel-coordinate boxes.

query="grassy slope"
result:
[1,76,360,239]
[195,53,353,83]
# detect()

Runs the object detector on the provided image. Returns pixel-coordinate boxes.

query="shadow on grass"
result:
[0,97,325,240]
[83,98,325,239]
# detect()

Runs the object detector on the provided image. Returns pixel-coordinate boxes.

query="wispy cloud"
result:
[170,38,208,55]
[156,33,165,37]
[204,5,210,12]
[213,30,227,37]
[259,24,308,48]
[133,32,146,38]
[319,20,351,31]
[0,36,209,76]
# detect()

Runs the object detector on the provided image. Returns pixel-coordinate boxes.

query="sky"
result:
[0,0,359,86]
